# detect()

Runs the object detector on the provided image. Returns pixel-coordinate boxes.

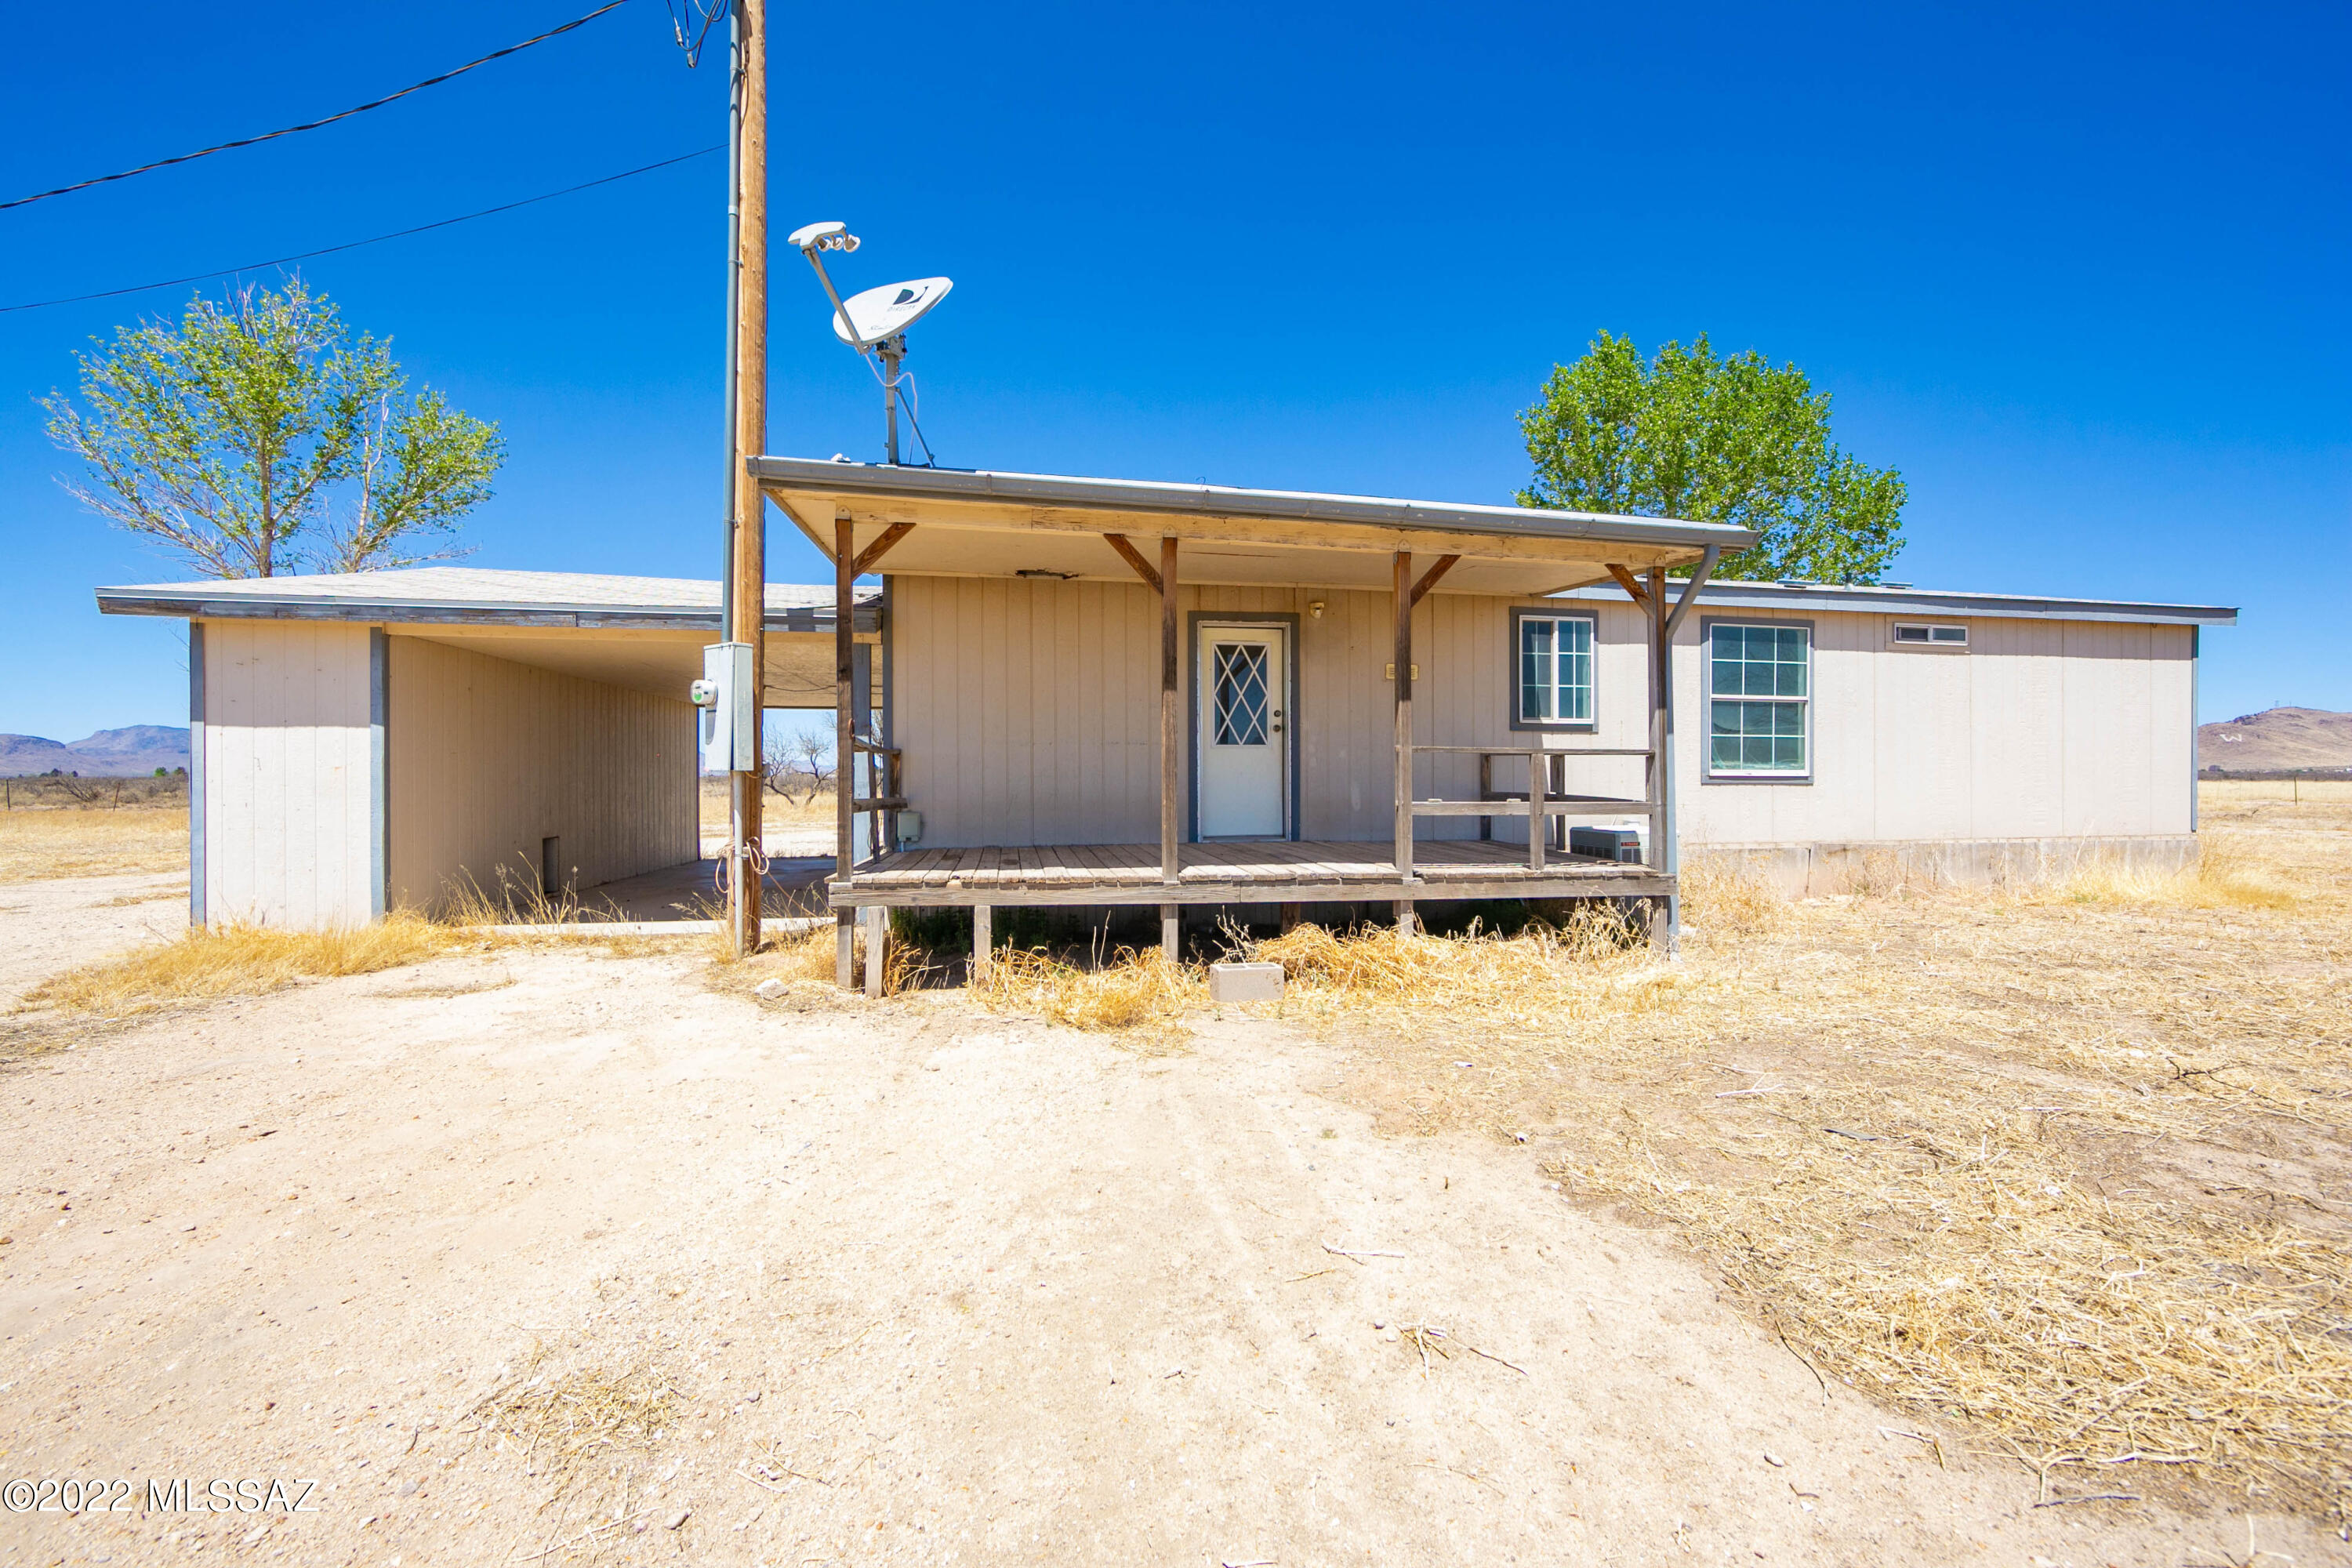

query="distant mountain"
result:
[2199,707,2352,773]
[0,726,191,777]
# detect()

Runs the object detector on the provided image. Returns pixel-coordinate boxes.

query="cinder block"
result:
[1208,961,1284,1003]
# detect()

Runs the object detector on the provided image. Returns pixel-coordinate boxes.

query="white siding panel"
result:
[1871,617,1974,840]
[887,579,2198,853]
[2146,626,2195,834]
[1969,616,2065,838]
[386,635,697,911]
[893,579,1663,850]
[200,619,376,928]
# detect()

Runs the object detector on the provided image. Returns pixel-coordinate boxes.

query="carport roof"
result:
[96,567,877,632]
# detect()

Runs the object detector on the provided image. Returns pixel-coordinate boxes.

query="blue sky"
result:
[1,0,2343,740]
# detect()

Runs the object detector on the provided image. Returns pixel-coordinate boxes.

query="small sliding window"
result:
[1892,622,1968,647]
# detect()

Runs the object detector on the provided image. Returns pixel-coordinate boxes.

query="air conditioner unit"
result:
[1568,826,1643,863]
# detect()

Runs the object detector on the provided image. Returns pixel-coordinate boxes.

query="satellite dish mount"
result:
[787,220,953,466]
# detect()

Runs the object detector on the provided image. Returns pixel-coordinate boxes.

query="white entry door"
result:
[1197,626,1289,839]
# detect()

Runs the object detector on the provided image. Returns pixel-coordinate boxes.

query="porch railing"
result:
[1403,745,1657,873]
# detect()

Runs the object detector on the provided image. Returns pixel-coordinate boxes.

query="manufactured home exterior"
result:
[882,576,2213,886]
[100,471,2232,935]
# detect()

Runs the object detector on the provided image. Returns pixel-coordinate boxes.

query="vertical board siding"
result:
[1681,607,2194,845]
[385,636,697,912]
[201,619,376,928]
[894,579,1661,850]
[891,578,2199,853]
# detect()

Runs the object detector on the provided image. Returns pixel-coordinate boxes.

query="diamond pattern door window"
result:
[1212,643,1271,746]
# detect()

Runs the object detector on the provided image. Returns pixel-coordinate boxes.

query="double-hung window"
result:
[1514,612,1594,727]
[1708,622,1810,776]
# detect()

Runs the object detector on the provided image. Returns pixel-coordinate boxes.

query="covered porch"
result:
[750,460,1755,992]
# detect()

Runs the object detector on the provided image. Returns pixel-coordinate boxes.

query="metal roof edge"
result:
[96,586,879,630]
[750,456,1759,551]
[1552,580,2236,626]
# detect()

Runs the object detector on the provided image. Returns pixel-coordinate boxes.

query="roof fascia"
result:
[1552,583,2237,626]
[94,590,880,633]
[750,458,1756,555]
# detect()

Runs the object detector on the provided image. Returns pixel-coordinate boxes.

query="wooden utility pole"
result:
[725,0,768,958]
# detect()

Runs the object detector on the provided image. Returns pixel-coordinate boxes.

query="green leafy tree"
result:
[42,276,503,578]
[1516,332,1906,583]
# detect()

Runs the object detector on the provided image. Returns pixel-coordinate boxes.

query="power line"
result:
[0,0,635,213]
[0,146,722,314]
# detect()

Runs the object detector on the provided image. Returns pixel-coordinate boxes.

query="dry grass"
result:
[457,1348,681,1497]
[21,913,461,1015]
[2023,833,2301,912]
[0,804,188,882]
[977,945,1205,1046]
[703,922,858,1012]
[2201,779,2352,805]
[1231,796,2352,1524]
[436,858,636,927]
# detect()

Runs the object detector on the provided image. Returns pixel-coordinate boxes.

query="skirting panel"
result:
[1689,834,2200,898]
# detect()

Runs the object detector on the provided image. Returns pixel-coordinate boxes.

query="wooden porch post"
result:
[1160,535,1180,960]
[1646,564,1674,953]
[1393,549,1415,932]
[835,514,856,988]
[862,905,886,998]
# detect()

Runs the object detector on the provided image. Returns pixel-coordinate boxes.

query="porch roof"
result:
[752,457,1756,597]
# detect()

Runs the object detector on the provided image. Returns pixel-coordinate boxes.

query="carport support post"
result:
[836,513,856,989]
[724,0,768,961]
[1393,550,1416,934]
[1159,535,1180,960]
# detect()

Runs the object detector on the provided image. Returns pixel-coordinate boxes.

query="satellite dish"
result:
[830,277,954,349]
[789,217,952,464]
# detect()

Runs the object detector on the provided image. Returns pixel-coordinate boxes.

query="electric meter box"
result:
[696,642,757,772]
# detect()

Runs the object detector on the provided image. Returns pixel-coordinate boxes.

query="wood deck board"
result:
[848,840,1667,898]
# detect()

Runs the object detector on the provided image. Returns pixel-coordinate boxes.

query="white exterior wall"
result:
[888,576,2197,853]
[1676,608,2196,844]
[385,634,698,912]
[888,577,1649,850]
[195,619,377,928]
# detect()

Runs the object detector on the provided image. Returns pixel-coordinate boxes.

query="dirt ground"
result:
[3,867,2343,1566]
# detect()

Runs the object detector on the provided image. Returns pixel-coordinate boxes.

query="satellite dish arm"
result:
[801,249,869,350]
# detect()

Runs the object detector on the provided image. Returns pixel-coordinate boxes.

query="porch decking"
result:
[829,839,1671,908]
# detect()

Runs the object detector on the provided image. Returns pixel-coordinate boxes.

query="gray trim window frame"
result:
[1508,605,1599,733]
[1700,615,1816,786]
[1890,620,1969,650]
[188,620,206,928]
[1185,611,1301,843]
